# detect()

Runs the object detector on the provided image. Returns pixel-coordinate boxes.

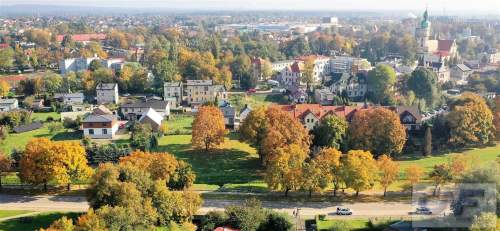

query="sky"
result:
[2,0,500,14]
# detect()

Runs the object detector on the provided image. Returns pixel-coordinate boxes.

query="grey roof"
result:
[0,99,18,104]
[83,114,115,123]
[121,99,169,110]
[164,82,182,87]
[96,83,118,90]
[220,106,237,118]
[13,122,43,133]
[240,104,252,114]
[455,64,471,72]
[327,72,350,86]
[185,80,213,86]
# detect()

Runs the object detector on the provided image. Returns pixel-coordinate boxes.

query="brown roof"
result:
[93,105,112,115]
[437,40,454,52]
[290,61,303,73]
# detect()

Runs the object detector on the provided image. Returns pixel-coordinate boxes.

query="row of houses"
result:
[278,104,422,132]
[164,80,228,107]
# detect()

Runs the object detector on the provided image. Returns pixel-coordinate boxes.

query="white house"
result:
[96,83,119,104]
[82,114,119,139]
[138,108,163,132]
[121,99,170,120]
[0,99,18,112]
[164,82,183,107]
[54,93,85,105]
[450,64,472,85]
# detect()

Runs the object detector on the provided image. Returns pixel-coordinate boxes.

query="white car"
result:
[414,207,432,215]
[336,207,352,215]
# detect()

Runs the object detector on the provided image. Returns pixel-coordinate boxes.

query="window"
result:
[102,129,107,135]
[89,129,94,135]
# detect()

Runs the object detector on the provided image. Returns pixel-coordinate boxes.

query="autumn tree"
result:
[0,154,12,189]
[191,106,226,151]
[265,144,307,197]
[342,150,378,196]
[19,139,92,191]
[0,80,10,97]
[239,106,268,159]
[377,155,400,196]
[494,97,500,138]
[302,148,341,197]
[429,164,453,196]
[311,115,348,149]
[348,108,406,157]
[447,92,494,146]
[302,57,316,91]
[405,165,424,190]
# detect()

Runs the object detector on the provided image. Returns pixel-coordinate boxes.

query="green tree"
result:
[367,64,397,104]
[407,67,439,108]
[429,164,453,196]
[130,123,155,151]
[0,47,14,70]
[311,115,348,149]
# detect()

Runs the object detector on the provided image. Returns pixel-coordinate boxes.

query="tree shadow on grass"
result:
[0,212,81,231]
[51,131,82,141]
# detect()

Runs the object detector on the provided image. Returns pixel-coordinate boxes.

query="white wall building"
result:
[0,99,18,112]
[96,83,119,104]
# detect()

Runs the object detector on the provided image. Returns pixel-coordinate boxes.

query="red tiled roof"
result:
[278,104,358,121]
[437,40,454,52]
[56,33,107,42]
[0,75,28,86]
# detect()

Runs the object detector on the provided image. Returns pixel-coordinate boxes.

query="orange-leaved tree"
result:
[0,154,12,189]
[191,106,226,151]
[377,154,400,196]
[348,107,406,157]
[405,165,424,191]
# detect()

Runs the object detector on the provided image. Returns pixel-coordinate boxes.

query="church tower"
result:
[415,9,431,65]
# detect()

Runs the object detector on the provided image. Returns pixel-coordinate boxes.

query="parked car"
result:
[247,88,257,94]
[336,207,352,215]
[413,207,432,215]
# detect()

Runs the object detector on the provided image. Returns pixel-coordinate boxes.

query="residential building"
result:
[220,105,240,130]
[327,72,367,101]
[138,108,163,132]
[59,57,99,75]
[121,99,170,120]
[450,64,472,85]
[184,80,227,105]
[429,62,451,83]
[278,104,422,131]
[278,62,302,88]
[31,99,45,111]
[96,83,119,104]
[295,55,332,83]
[54,93,85,105]
[163,82,183,106]
[251,57,265,81]
[82,114,118,139]
[239,105,252,123]
[271,60,295,72]
[330,56,371,73]
[314,88,335,105]
[0,99,18,112]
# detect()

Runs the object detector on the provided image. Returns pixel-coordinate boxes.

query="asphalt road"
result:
[0,194,416,218]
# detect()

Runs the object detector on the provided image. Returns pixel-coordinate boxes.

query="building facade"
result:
[185,80,227,105]
[96,83,119,104]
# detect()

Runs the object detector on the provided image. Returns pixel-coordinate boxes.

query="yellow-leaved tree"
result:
[0,80,10,97]
[302,148,342,197]
[191,106,226,151]
[19,138,92,191]
[405,164,424,191]
[377,155,400,197]
[342,150,378,196]
[265,144,308,197]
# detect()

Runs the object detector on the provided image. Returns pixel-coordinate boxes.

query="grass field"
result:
[166,115,193,134]
[0,126,81,155]
[0,212,81,231]
[0,211,32,219]
[31,112,60,122]
[316,218,370,230]
[154,133,262,185]
[228,93,288,111]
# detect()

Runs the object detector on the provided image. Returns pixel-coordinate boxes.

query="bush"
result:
[258,212,294,231]
[201,211,228,231]
[46,116,54,122]
[47,122,63,134]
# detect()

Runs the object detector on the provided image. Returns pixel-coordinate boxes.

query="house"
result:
[93,105,113,115]
[251,57,265,81]
[220,105,240,130]
[314,88,335,105]
[184,80,228,106]
[0,99,18,112]
[163,82,183,107]
[328,72,351,94]
[31,99,45,111]
[121,99,170,120]
[82,114,118,139]
[96,83,119,104]
[60,56,124,75]
[271,60,295,72]
[278,104,422,131]
[54,93,85,105]
[450,64,472,85]
[295,55,332,83]
[239,104,252,122]
[330,56,371,73]
[278,62,303,88]
[138,108,163,132]
[327,72,367,101]
[429,62,450,83]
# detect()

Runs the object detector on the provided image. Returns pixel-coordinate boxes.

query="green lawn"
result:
[166,115,193,134]
[228,94,287,111]
[0,126,82,155]
[396,143,500,178]
[31,112,60,122]
[315,217,398,231]
[0,212,81,231]
[0,211,32,219]
[154,133,263,185]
